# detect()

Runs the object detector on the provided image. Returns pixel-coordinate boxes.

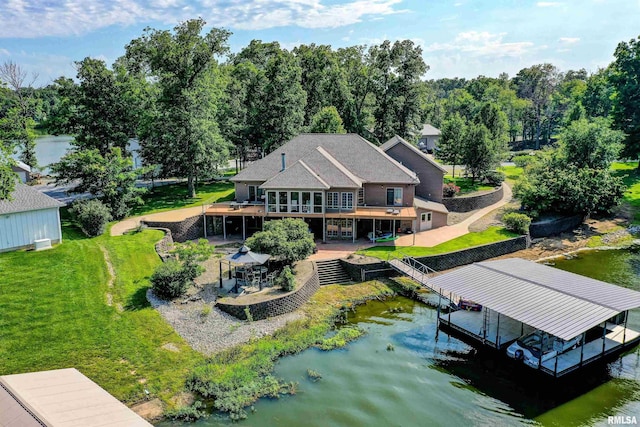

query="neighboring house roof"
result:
[428,258,640,341]
[380,135,448,174]
[414,196,449,214]
[0,368,152,427]
[0,183,64,215]
[420,124,441,137]
[233,134,419,185]
[12,160,31,173]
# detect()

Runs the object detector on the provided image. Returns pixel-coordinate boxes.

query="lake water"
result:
[160,250,640,427]
[20,135,141,173]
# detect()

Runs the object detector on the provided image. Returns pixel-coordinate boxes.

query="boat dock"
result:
[390,257,640,377]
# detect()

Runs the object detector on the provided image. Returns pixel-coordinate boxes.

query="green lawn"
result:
[357,226,518,260]
[498,165,524,186]
[0,223,203,405]
[612,161,640,223]
[131,181,235,216]
[444,175,494,194]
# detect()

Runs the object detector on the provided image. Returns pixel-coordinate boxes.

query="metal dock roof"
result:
[426,258,640,341]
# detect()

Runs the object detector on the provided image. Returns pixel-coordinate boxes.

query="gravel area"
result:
[148,289,303,355]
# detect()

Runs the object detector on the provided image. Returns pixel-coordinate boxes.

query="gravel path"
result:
[147,289,303,356]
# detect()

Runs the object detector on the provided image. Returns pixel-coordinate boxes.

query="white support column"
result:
[223,215,227,240]
[352,219,356,243]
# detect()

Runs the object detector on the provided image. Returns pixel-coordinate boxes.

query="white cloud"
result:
[0,0,408,38]
[559,37,580,45]
[536,2,562,6]
[0,48,10,56]
[424,31,541,58]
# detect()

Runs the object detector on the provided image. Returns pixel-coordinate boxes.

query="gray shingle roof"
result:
[420,124,441,136]
[426,258,640,340]
[260,160,330,190]
[380,135,448,173]
[232,134,419,186]
[0,183,64,215]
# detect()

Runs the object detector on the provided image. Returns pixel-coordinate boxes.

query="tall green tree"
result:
[335,45,374,134]
[0,61,38,168]
[610,35,640,163]
[583,68,614,119]
[309,106,346,133]
[558,118,624,170]
[436,113,466,177]
[53,58,138,155]
[125,19,232,197]
[223,40,305,154]
[51,147,145,219]
[462,124,502,183]
[513,64,560,149]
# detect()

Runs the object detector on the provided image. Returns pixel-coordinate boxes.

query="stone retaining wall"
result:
[341,235,530,279]
[216,267,320,321]
[530,214,584,238]
[414,235,530,271]
[341,259,393,281]
[153,227,174,261]
[143,215,204,242]
[442,184,504,212]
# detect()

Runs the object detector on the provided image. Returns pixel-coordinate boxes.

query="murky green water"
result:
[161,250,640,427]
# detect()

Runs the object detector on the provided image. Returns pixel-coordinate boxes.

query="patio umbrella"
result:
[224,245,270,265]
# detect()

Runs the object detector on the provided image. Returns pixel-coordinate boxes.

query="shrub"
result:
[513,154,534,168]
[442,183,460,197]
[71,199,112,237]
[502,212,532,235]
[484,170,505,186]
[165,401,207,422]
[276,266,296,292]
[245,218,315,264]
[150,260,189,299]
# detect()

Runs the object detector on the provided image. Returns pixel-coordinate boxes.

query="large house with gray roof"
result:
[206,133,447,241]
[0,183,64,252]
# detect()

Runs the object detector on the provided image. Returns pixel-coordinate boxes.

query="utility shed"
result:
[0,183,63,252]
[0,368,152,427]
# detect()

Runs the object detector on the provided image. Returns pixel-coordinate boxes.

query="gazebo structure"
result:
[221,245,271,292]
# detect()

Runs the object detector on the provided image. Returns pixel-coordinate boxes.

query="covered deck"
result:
[390,257,640,377]
[205,202,417,241]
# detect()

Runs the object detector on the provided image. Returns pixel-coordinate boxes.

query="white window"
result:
[341,192,353,210]
[357,188,365,206]
[248,185,264,202]
[386,188,403,206]
[421,212,432,222]
[327,192,339,209]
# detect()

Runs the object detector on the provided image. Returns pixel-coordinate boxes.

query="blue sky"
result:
[0,0,638,86]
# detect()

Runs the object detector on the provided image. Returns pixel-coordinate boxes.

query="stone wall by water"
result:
[342,235,530,279]
[442,184,504,212]
[529,215,584,238]
[414,235,530,271]
[143,215,204,242]
[216,267,320,321]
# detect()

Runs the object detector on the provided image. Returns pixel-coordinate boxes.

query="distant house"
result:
[11,160,31,183]
[381,135,448,231]
[0,368,152,426]
[206,133,448,241]
[0,183,64,252]
[418,124,441,153]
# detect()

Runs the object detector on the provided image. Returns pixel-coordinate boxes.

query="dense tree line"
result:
[0,23,639,211]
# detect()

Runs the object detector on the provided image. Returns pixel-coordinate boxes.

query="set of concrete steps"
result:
[315,259,352,285]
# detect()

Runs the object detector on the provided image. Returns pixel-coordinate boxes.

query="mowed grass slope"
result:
[612,161,640,223]
[358,226,518,260]
[0,225,203,405]
[130,181,235,216]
